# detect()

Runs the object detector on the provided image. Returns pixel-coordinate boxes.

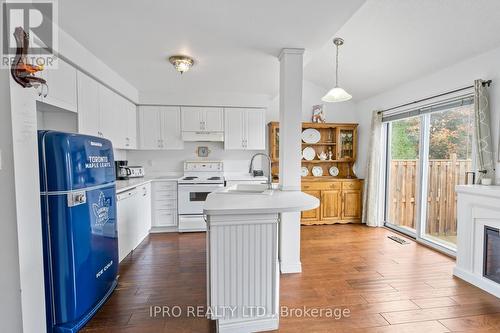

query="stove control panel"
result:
[184,161,223,172]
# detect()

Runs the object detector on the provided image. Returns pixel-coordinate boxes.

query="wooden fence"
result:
[388,154,472,237]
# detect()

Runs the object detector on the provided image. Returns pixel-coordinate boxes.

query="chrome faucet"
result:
[249,153,272,189]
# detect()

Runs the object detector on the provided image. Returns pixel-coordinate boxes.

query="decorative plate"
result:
[312,166,323,177]
[302,147,316,161]
[301,128,321,144]
[329,166,339,177]
[301,167,309,177]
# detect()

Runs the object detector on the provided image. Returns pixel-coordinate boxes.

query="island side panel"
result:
[206,213,279,332]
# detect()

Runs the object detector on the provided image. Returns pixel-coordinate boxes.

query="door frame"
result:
[382,113,463,257]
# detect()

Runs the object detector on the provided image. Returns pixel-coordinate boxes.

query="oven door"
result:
[178,183,224,215]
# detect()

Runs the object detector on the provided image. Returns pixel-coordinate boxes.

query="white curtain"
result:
[473,79,495,183]
[362,111,383,227]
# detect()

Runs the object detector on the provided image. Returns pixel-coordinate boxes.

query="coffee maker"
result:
[115,160,129,180]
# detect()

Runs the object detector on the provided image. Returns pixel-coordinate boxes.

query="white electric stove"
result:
[177,161,224,232]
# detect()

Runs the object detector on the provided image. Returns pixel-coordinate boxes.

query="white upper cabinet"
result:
[181,107,224,141]
[138,106,183,150]
[77,72,100,136]
[138,106,162,149]
[160,106,184,149]
[125,101,137,149]
[40,58,78,112]
[98,84,121,145]
[224,108,266,150]
[224,108,245,149]
[204,108,224,132]
[77,70,137,149]
[181,107,205,132]
[245,109,266,150]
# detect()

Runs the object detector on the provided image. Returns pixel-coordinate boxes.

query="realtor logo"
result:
[1,0,57,68]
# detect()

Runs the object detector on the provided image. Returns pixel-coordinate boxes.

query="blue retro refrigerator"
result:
[38,131,118,333]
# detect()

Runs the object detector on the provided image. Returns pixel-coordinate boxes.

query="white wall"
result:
[56,26,139,103]
[267,80,358,123]
[355,45,500,182]
[0,70,23,333]
[140,91,271,108]
[9,77,47,332]
[127,142,265,176]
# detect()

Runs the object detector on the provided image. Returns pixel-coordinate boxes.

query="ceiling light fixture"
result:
[322,37,352,103]
[169,55,194,74]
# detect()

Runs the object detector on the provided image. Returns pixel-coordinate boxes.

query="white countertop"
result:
[115,175,181,193]
[203,189,319,215]
[224,173,268,182]
[456,184,500,198]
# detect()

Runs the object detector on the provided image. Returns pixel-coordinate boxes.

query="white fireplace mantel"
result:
[454,185,500,298]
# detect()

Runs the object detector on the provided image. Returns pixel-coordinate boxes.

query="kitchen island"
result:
[203,188,319,333]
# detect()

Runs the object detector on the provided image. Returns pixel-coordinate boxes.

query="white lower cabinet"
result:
[116,183,152,262]
[151,180,178,230]
[137,183,152,242]
[117,188,138,262]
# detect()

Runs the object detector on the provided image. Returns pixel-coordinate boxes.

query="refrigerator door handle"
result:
[67,191,87,207]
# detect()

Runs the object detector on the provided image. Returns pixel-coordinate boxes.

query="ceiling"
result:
[58,0,365,99]
[304,0,500,100]
[59,0,500,102]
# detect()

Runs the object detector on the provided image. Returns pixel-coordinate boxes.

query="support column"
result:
[278,48,304,274]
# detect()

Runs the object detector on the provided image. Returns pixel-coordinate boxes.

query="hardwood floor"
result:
[81,225,500,332]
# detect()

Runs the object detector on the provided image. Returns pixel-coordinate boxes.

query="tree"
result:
[390,105,473,160]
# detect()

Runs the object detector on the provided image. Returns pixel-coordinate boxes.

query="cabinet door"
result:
[342,190,362,220]
[99,85,121,146]
[160,106,184,149]
[203,108,224,132]
[138,183,151,242]
[181,107,203,131]
[337,127,357,161]
[301,190,321,221]
[117,190,139,261]
[125,100,137,149]
[77,71,100,136]
[138,106,162,149]
[42,58,78,112]
[152,181,178,227]
[245,108,266,150]
[224,108,245,150]
[321,190,342,221]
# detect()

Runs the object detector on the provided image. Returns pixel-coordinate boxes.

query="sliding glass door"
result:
[384,97,475,253]
[422,104,474,247]
[386,117,421,235]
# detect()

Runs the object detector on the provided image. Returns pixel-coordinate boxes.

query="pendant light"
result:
[321,37,352,102]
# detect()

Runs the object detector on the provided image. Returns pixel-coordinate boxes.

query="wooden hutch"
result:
[268,122,363,225]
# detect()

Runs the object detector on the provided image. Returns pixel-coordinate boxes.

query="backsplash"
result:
[126,142,265,176]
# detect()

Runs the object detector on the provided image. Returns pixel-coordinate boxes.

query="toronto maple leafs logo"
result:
[92,192,110,227]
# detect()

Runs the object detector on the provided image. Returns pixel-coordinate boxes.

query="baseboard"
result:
[280,261,302,274]
[217,315,279,333]
[453,266,500,298]
[149,226,178,233]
